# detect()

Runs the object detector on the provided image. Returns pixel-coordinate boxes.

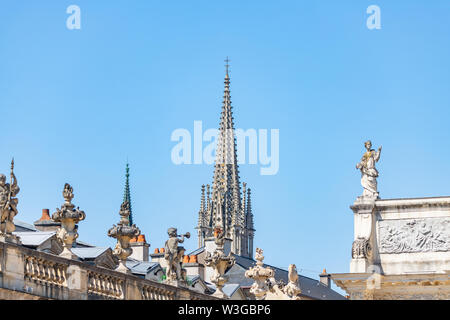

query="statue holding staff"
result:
[356,140,382,199]
[0,159,20,234]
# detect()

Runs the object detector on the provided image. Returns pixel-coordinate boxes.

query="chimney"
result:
[129,234,150,262]
[319,269,331,288]
[182,254,204,280]
[34,209,61,232]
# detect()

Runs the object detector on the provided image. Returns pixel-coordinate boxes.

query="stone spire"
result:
[123,162,133,226]
[196,59,254,258]
[211,58,241,234]
[246,188,254,231]
[246,188,254,259]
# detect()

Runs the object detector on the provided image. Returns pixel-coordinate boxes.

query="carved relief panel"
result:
[378,218,449,254]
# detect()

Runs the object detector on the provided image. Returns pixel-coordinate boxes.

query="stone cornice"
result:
[375,197,450,211]
[331,271,450,292]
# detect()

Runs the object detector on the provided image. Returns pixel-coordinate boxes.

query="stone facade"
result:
[331,196,450,300]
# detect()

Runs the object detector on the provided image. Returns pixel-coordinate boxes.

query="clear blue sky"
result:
[1,1,449,294]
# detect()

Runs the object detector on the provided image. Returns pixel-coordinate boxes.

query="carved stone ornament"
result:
[245,248,302,300]
[108,201,140,273]
[352,237,372,259]
[379,218,449,254]
[0,159,20,241]
[204,228,235,298]
[52,183,86,259]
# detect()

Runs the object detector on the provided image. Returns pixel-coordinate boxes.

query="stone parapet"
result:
[0,241,218,300]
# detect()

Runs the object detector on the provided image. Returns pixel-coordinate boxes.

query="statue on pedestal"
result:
[164,227,190,285]
[204,227,235,298]
[52,184,86,260]
[356,140,382,199]
[108,201,141,273]
[0,159,20,241]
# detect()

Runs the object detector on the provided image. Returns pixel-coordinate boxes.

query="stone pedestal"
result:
[59,246,78,260]
[350,258,370,273]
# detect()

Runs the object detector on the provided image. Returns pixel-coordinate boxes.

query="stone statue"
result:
[204,227,235,298]
[0,159,20,236]
[164,227,190,284]
[356,140,382,199]
[108,201,140,273]
[283,264,302,299]
[52,183,86,259]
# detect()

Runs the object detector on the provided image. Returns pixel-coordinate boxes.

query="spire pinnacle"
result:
[225,57,230,77]
[123,162,133,226]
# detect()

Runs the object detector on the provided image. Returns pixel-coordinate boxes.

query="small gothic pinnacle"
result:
[225,57,230,76]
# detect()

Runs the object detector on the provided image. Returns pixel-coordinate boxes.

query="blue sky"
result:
[1,1,449,294]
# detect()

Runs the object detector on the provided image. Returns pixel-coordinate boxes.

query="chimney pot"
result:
[137,234,146,243]
[40,209,51,221]
[319,269,331,288]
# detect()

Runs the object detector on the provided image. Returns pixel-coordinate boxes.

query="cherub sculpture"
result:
[164,227,190,282]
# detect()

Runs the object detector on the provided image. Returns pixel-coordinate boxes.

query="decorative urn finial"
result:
[204,227,235,298]
[52,183,86,260]
[108,200,140,274]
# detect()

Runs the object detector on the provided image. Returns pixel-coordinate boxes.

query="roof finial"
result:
[225,56,230,77]
[123,161,133,226]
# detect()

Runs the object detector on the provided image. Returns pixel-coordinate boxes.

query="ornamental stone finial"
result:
[245,248,274,299]
[356,140,382,200]
[163,227,190,286]
[204,227,236,298]
[52,183,86,260]
[0,159,21,243]
[245,248,302,300]
[108,200,140,273]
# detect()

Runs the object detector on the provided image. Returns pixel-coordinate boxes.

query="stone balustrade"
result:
[141,283,175,300]
[87,271,124,299]
[24,255,68,287]
[0,241,217,300]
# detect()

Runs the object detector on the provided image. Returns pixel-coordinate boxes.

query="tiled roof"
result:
[72,247,109,259]
[13,219,37,232]
[74,240,95,248]
[126,260,160,275]
[222,283,241,297]
[207,283,241,297]
[187,246,205,256]
[12,231,55,246]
